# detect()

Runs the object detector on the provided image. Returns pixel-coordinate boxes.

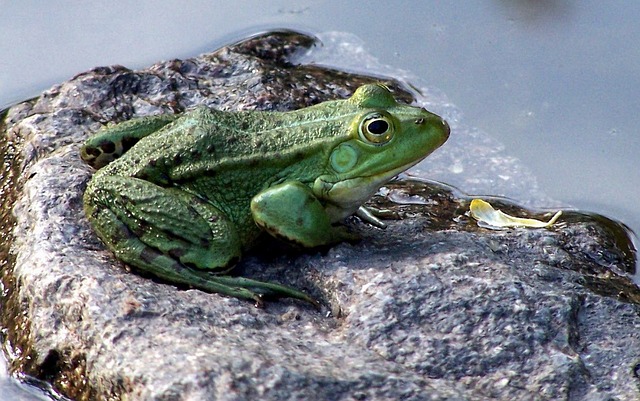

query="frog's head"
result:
[314,84,450,220]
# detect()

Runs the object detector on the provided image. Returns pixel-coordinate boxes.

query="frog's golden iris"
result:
[358,112,394,145]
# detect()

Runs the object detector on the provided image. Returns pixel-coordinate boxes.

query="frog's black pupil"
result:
[367,119,388,135]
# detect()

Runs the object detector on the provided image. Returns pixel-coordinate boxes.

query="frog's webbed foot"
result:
[356,206,387,229]
[121,244,317,307]
[192,275,319,308]
[113,241,318,307]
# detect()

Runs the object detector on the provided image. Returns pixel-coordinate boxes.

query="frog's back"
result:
[107,103,353,178]
[188,103,356,160]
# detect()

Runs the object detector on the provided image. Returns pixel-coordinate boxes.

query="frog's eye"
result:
[358,112,394,145]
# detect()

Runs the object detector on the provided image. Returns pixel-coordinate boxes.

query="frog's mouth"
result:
[315,157,424,211]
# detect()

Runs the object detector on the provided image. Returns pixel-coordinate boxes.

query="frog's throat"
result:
[314,158,423,216]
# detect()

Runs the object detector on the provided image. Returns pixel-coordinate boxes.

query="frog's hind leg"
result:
[83,175,316,306]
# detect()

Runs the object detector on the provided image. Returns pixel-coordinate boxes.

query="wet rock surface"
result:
[1,31,639,401]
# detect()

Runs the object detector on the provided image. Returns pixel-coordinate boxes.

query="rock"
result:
[1,30,639,401]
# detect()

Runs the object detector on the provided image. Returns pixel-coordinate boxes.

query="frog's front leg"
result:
[84,175,315,304]
[251,181,354,248]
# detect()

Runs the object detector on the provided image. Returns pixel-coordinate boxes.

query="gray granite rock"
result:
[1,31,639,401]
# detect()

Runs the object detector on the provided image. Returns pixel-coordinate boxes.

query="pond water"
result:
[1,1,638,399]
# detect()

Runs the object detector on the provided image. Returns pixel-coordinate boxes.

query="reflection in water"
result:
[496,0,572,25]
[0,354,56,401]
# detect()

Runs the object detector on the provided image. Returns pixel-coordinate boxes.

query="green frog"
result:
[81,84,449,305]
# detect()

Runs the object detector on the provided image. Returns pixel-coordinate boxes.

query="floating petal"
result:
[469,199,562,229]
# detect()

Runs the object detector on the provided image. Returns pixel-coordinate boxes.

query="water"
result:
[0,351,54,401]
[1,1,638,399]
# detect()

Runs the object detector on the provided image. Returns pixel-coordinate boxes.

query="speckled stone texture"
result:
[1,31,639,401]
